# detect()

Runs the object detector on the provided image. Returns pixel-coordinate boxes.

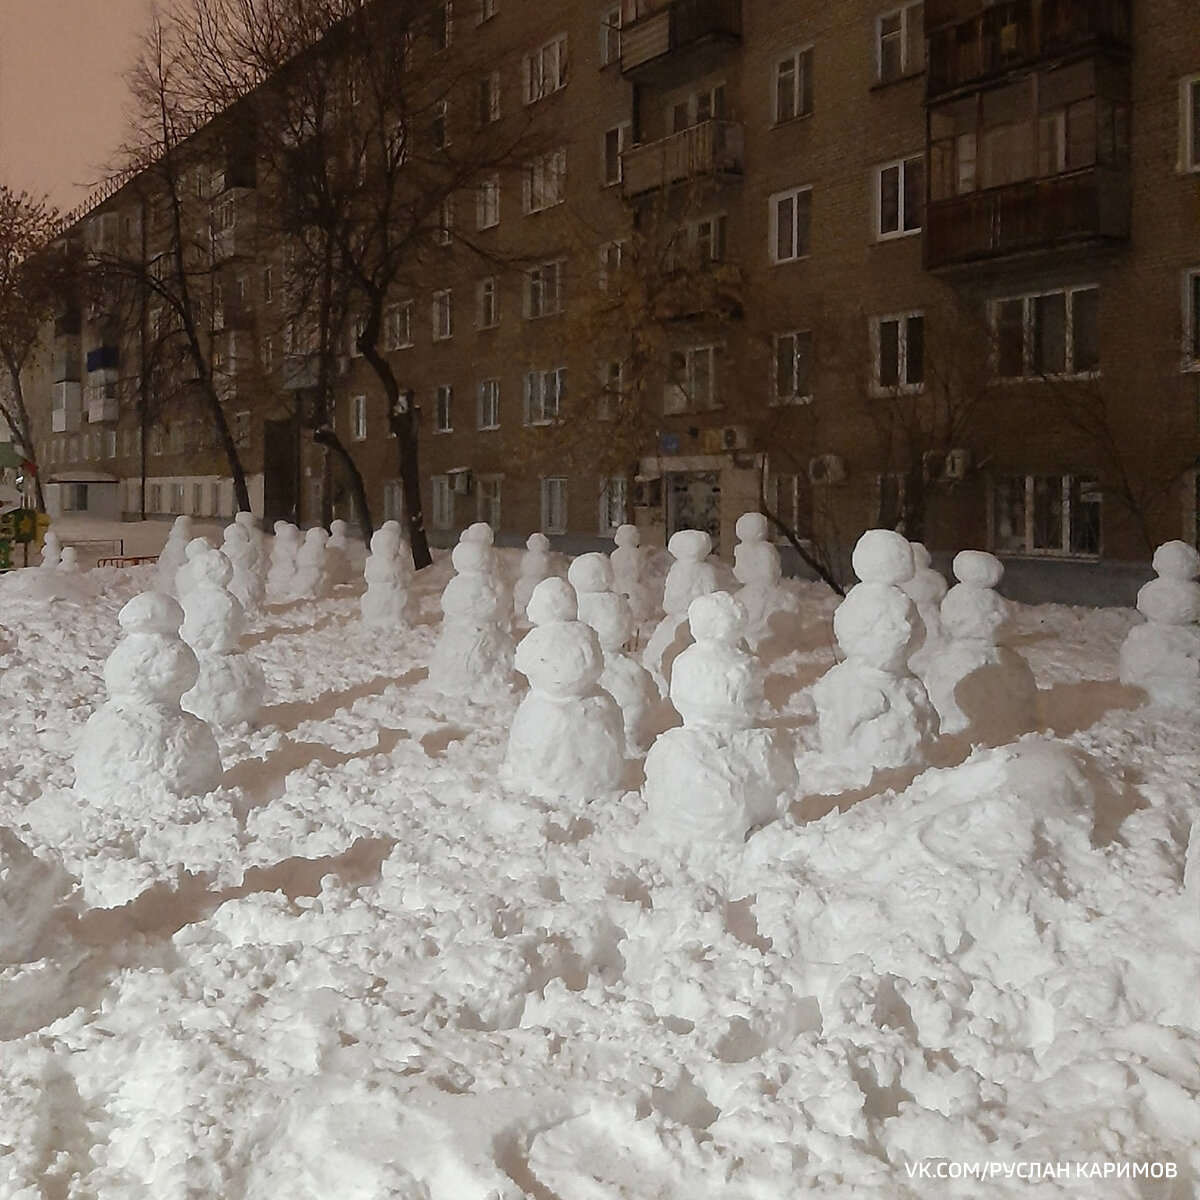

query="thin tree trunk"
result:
[313,426,373,543]
[3,359,46,511]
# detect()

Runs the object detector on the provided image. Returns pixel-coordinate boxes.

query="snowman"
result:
[156,515,194,594]
[811,529,939,772]
[428,539,516,701]
[233,510,268,579]
[643,529,721,688]
[175,537,215,599]
[567,553,663,754]
[292,528,332,599]
[222,523,265,616]
[73,592,223,807]
[732,511,797,650]
[326,519,354,586]
[361,523,414,630]
[902,541,948,678]
[266,522,304,601]
[57,546,81,574]
[513,533,558,619]
[461,522,513,620]
[503,577,625,799]
[177,546,265,729]
[642,591,796,842]
[922,550,1039,742]
[1119,540,1200,708]
[39,530,62,569]
[610,524,655,630]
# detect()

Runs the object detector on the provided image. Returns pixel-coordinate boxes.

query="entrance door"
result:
[666,470,720,541]
[262,418,299,525]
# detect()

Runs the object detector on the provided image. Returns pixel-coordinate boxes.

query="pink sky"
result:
[0,0,152,213]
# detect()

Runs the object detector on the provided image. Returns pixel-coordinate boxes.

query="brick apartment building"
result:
[20,0,1200,594]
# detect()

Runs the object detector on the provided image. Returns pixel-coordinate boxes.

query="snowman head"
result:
[952,549,1004,589]
[567,553,612,595]
[852,529,914,586]
[451,540,490,576]
[613,524,640,549]
[688,591,748,647]
[526,577,577,625]
[1152,540,1200,583]
[330,519,348,538]
[735,512,769,544]
[668,529,712,563]
[370,526,400,555]
[525,532,550,553]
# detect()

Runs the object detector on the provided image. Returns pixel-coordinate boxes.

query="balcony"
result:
[86,385,120,423]
[212,300,254,332]
[620,0,741,79]
[926,0,1131,100]
[211,218,256,262]
[924,165,1129,271]
[85,345,119,373]
[621,120,744,198]
[52,382,82,433]
[53,338,81,383]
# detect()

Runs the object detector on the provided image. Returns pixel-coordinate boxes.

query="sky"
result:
[0,0,153,214]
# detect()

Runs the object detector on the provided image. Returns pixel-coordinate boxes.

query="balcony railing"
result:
[924,165,1129,270]
[620,0,741,77]
[52,382,82,433]
[926,0,1131,99]
[621,120,744,198]
[85,386,119,423]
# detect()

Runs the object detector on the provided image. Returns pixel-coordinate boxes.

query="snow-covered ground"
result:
[0,518,1197,1198]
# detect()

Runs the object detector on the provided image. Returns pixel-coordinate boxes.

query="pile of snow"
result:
[0,518,1197,1198]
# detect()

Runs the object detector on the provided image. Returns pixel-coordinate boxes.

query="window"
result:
[877,3,924,84]
[432,290,453,340]
[435,197,453,245]
[478,378,500,429]
[105,430,117,458]
[383,480,405,523]
[766,471,812,542]
[1185,270,1200,369]
[525,260,564,318]
[774,47,813,123]
[432,100,449,150]
[1181,75,1200,172]
[774,331,813,404]
[386,301,413,350]
[431,475,454,529]
[599,239,625,288]
[993,475,1101,557]
[541,477,568,534]
[262,265,274,303]
[603,123,630,186]
[149,426,165,456]
[477,0,497,24]
[478,71,501,125]
[261,335,275,372]
[433,0,451,50]
[477,476,502,527]
[352,394,367,441]
[600,6,621,67]
[477,175,500,228]
[670,83,726,131]
[599,359,625,420]
[147,483,162,514]
[351,313,367,356]
[664,345,719,413]
[435,384,453,432]
[523,148,567,212]
[525,367,566,424]
[192,482,204,516]
[524,34,568,104]
[599,476,627,532]
[692,214,727,263]
[233,410,251,448]
[477,277,499,328]
[769,186,812,263]
[876,155,924,238]
[990,287,1099,379]
[871,312,924,393]
[169,483,185,514]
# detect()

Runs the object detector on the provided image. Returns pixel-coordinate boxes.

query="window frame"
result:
[773,46,814,125]
[600,6,622,68]
[434,383,453,433]
[874,154,925,240]
[478,70,502,125]
[988,286,1100,381]
[386,300,414,350]
[476,474,502,527]
[598,475,627,533]
[477,378,501,429]
[477,174,500,228]
[431,475,454,530]
[1181,75,1200,173]
[1184,269,1200,371]
[603,122,630,186]
[876,2,925,86]
[991,473,1102,558]
[477,276,499,329]
[769,185,813,264]
[523,33,568,105]
[522,148,567,213]
[664,344,721,413]
[773,330,813,405]
[541,476,569,535]
[432,289,453,340]
[524,259,565,319]
[870,310,925,395]
[524,367,566,425]
[351,393,368,441]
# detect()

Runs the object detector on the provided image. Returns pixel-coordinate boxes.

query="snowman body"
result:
[223,524,265,616]
[361,525,413,629]
[266,522,303,601]
[292,528,332,599]
[643,529,720,687]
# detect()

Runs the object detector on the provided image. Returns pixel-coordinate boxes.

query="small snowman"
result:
[326,519,354,586]
[610,524,655,629]
[175,537,215,599]
[39,530,61,569]
[733,511,797,650]
[428,539,516,701]
[513,533,557,619]
[361,523,414,630]
[642,592,796,842]
[503,578,625,800]
[923,550,1038,742]
[57,546,81,574]
[568,553,663,754]
[643,529,721,688]
[1119,540,1200,708]
[811,529,939,772]
[266,522,303,601]
[222,523,265,616]
[73,592,223,807]
[234,511,269,580]
[902,542,948,678]
[156,515,193,593]
[461,522,513,620]
[292,528,332,599]
[177,545,265,729]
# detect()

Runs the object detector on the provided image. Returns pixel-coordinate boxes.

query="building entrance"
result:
[665,470,720,541]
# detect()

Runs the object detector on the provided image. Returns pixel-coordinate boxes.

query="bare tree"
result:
[0,188,66,511]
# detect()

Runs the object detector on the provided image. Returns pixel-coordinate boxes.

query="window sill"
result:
[770,395,813,407]
[771,112,813,129]
[770,253,812,267]
[869,69,924,93]
[874,228,921,242]
[477,424,500,432]
[994,550,1102,562]
[434,428,453,435]
[870,385,924,398]
[989,371,1101,384]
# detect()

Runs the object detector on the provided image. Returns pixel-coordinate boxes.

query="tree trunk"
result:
[313,426,373,543]
[3,360,46,511]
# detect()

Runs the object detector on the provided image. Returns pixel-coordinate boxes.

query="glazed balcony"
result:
[620,0,741,80]
[52,382,82,433]
[924,165,1129,271]
[85,384,120,423]
[621,120,744,198]
[925,0,1131,100]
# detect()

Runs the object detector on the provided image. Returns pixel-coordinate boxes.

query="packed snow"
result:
[0,516,1197,1199]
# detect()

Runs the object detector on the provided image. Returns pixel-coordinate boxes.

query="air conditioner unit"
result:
[451,469,474,495]
[807,454,846,485]
[720,424,750,451]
